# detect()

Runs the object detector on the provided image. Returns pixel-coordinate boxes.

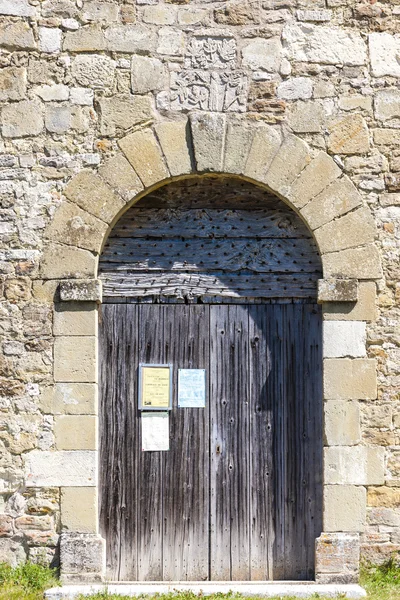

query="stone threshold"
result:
[45,582,367,599]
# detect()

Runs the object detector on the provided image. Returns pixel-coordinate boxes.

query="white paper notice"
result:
[141,412,169,451]
[178,369,206,408]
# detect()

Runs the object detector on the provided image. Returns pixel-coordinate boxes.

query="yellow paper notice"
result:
[141,367,171,408]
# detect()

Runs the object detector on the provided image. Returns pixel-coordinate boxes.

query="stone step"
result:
[45,582,367,599]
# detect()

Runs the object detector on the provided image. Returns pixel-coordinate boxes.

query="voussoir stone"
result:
[190,112,226,173]
[264,133,311,197]
[40,244,96,280]
[328,114,370,155]
[300,176,362,230]
[155,120,193,177]
[98,154,143,202]
[64,170,125,224]
[224,116,256,175]
[244,124,282,183]
[283,23,367,66]
[97,94,153,137]
[119,129,170,187]
[314,207,377,254]
[288,151,342,209]
[46,202,107,253]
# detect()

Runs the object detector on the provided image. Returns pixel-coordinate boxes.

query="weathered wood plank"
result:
[101,272,319,299]
[210,305,250,580]
[162,306,210,581]
[101,238,320,274]
[110,208,311,239]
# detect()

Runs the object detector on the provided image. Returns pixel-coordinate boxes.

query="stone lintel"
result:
[60,279,102,303]
[318,279,358,303]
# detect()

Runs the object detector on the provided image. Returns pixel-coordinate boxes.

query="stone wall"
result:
[0,0,399,577]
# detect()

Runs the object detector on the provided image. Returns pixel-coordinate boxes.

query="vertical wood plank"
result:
[162,305,210,581]
[210,305,250,581]
[136,305,164,581]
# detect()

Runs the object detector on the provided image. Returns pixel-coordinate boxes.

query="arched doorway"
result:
[98,176,323,582]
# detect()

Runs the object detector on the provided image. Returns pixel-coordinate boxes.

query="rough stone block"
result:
[283,23,367,66]
[64,170,125,224]
[60,280,102,303]
[368,487,400,509]
[106,24,156,53]
[0,539,26,567]
[339,95,372,112]
[54,336,97,383]
[25,451,97,487]
[244,125,281,183]
[190,112,226,173]
[324,447,385,486]
[45,105,72,134]
[315,532,360,581]
[368,508,400,527]
[40,244,96,280]
[277,77,312,100]
[374,89,400,122]
[324,486,366,532]
[0,20,36,50]
[297,9,332,22]
[2,100,43,138]
[46,202,107,253]
[131,55,168,94]
[157,27,185,56]
[369,33,400,78]
[143,4,177,24]
[0,0,35,16]
[39,27,62,54]
[242,37,282,71]
[54,303,98,337]
[324,358,377,400]
[55,416,97,451]
[324,401,361,446]
[323,245,382,280]
[288,100,326,134]
[36,84,69,102]
[288,152,342,209]
[318,279,358,303]
[178,7,209,25]
[301,177,362,230]
[214,0,260,26]
[0,67,26,102]
[264,133,311,197]
[119,129,169,187]
[323,321,366,358]
[155,120,193,177]
[70,87,94,106]
[64,25,106,52]
[60,533,105,574]
[72,55,115,89]
[40,383,97,416]
[315,207,376,254]
[98,154,143,202]
[61,487,98,534]
[327,115,370,155]
[82,1,118,23]
[97,95,153,137]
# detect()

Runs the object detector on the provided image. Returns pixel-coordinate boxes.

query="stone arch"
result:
[37,112,382,584]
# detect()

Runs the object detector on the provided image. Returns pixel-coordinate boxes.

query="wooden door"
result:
[99,302,322,582]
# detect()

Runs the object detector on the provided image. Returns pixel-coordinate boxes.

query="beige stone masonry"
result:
[324,446,385,485]
[324,485,366,532]
[300,176,362,231]
[61,487,98,534]
[45,201,108,253]
[315,532,360,583]
[54,303,98,337]
[244,125,281,183]
[324,358,377,400]
[315,208,377,254]
[40,244,96,280]
[223,117,256,175]
[155,120,192,177]
[323,321,366,358]
[98,154,143,203]
[318,279,358,303]
[64,170,125,224]
[288,152,342,210]
[263,133,311,198]
[190,112,226,173]
[323,245,382,279]
[54,416,97,451]
[323,282,377,322]
[54,336,97,383]
[26,450,97,487]
[119,129,170,188]
[324,401,361,446]
[40,384,97,416]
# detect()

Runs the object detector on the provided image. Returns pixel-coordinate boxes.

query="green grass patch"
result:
[0,561,59,600]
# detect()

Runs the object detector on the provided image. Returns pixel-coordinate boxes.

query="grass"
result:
[0,559,398,600]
